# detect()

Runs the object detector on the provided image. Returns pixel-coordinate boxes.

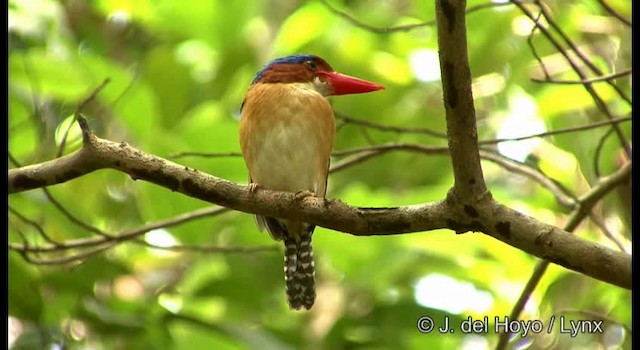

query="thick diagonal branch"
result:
[8,116,631,289]
[431,0,630,293]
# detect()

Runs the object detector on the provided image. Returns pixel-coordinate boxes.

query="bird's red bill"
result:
[318,71,384,96]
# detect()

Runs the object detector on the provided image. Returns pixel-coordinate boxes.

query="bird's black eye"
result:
[304,60,317,71]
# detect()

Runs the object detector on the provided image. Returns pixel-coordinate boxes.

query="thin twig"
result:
[331,143,449,172]
[531,68,632,85]
[97,69,139,117]
[534,0,631,105]
[520,0,631,156]
[575,162,631,209]
[335,113,447,138]
[496,261,549,350]
[42,187,113,238]
[588,212,627,253]
[330,143,579,209]
[12,226,30,248]
[10,206,232,253]
[57,79,111,157]
[170,151,243,159]
[18,242,114,266]
[479,115,631,145]
[357,125,377,145]
[496,162,631,349]
[593,127,615,178]
[8,204,277,264]
[527,11,551,81]
[595,0,631,27]
[9,206,61,246]
[330,149,386,173]
[132,240,279,254]
[320,0,516,34]
[479,149,577,207]
[77,79,112,113]
[332,143,449,157]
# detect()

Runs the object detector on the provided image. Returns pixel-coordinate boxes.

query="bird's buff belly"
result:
[251,124,325,194]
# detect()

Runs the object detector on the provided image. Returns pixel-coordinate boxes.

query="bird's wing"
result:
[250,175,286,241]
[249,175,267,231]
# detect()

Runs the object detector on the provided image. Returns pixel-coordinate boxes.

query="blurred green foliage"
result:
[8,0,631,349]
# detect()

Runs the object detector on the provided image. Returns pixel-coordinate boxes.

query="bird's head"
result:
[251,54,384,96]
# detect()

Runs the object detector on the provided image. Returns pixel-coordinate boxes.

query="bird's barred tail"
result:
[284,231,315,310]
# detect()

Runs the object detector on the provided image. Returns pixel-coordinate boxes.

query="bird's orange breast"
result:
[239,83,336,197]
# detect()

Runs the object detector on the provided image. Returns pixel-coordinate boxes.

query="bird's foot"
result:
[292,190,315,204]
[248,183,260,193]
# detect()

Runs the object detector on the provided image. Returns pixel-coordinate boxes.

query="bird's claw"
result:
[248,183,260,193]
[292,190,315,203]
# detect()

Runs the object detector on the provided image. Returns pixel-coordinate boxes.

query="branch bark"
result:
[436,0,488,199]
[432,1,630,348]
[8,115,631,289]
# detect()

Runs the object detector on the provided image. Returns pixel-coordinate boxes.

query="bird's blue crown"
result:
[251,54,317,85]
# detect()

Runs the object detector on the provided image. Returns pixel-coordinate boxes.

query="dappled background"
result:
[9,0,631,349]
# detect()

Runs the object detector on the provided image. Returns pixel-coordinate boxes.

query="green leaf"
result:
[8,253,43,321]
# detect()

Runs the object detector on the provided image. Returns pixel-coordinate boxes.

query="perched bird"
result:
[239,54,383,310]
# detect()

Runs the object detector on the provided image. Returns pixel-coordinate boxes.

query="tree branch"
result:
[7,1,632,292]
[435,0,488,199]
[8,115,631,289]
[496,160,631,349]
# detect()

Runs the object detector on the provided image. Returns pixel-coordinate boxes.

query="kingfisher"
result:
[238,54,383,310]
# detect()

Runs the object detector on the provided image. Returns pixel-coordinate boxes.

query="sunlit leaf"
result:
[274,2,333,53]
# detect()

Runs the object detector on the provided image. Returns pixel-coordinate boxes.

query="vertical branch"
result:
[435,0,487,199]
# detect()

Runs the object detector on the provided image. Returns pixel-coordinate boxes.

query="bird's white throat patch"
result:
[287,80,331,97]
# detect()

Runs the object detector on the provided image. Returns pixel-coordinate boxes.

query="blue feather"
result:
[251,54,317,85]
